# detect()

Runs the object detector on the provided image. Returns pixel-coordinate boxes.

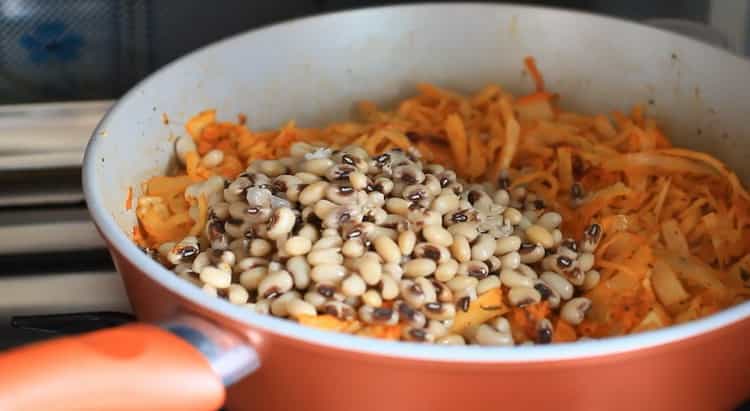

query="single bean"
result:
[404,258,437,278]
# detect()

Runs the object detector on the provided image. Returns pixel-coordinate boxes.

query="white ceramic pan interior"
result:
[83,4,750,362]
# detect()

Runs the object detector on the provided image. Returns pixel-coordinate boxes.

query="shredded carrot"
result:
[524,56,545,92]
[125,186,133,210]
[133,57,750,341]
[552,319,577,343]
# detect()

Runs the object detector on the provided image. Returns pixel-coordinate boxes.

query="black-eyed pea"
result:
[446,275,479,292]
[192,251,211,273]
[302,157,335,176]
[299,181,329,205]
[325,184,358,205]
[426,320,450,339]
[413,243,451,263]
[582,223,602,253]
[342,238,366,258]
[500,251,521,270]
[516,263,538,280]
[423,174,442,197]
[476,275,502,295]
[286,255,311,290]
[289,142,317,157]
[284,236,312,256]
[321,300,355,320]
[175,136,197,164]
[493,189,510,206]
[450,235,471,263]
[357,255,383,285]
[507,286,542,307]
[475,324,514,346]
[519,243,545,264]
[200,266,231,289]
[402,326,435,343]
[583,270,601,291]
[431,192,460,214]
[341,274,367,297]
[446,222,479,242]
[561,297,592,325]
[525,224,554,249]
[295,171,321,184]
[287,299,317,318]
[310,264,346,284]
[486,256,502,274]
[379,275,399,300]
[414,277,437,303]
[540,272,574,300]
[270,291,301,317]
[499,268,534,288]
[361,289,383,307]
[503,207,523,225]
[471,234,496,261]
[422,225,453,247]
[537,212,563,230]
[423,302,456,320]
[236,256,268,272]
[400,279,426,308]
[489,316,512,334]
[306,248,343,266]
[325,163,356,181]
[304,290,327,309]
[252,300,271,315]
[266,207,296,240]
[227,284,250,304]
[436,334,466,345]
[392,164,425,185]
[373,236,402,263]
[435,259,459,282]
[201,149,224,168]
[246,238,270,257]
[385,197,411,216]
[348,171,368,190]
[372,226,398,241]
[404,258,437,278]
[495,235,521,256]
[551,229,563,247]
[257,270,293,298]
[394,300,427,328]
[578,252,595,272]
[398,230,417,255]
[359,305,399,325]
[458,260,489,279]
[367,207,388,224]
[202,284,219,297]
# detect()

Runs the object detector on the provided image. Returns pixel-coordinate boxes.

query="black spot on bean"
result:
[341,154,355,165]
[534,283,553,300]
[373,307,393,320]
[408,328,428,341]
[317,285,335,298]
[458,296,471,312]
[557,255,573,269]
[424,302,442,312]
[497,177,511,190]
[537,326,552,344]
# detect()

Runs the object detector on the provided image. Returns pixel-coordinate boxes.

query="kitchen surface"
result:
[1,1,749,410]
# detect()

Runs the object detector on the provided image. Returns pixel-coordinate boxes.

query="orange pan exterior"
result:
[113,248,750,411]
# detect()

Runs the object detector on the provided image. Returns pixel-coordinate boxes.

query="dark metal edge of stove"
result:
[0,249,115,277]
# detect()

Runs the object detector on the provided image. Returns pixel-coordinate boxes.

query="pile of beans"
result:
[156,143,602,345]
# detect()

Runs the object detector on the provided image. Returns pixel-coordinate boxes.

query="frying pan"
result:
[1,4,749,411]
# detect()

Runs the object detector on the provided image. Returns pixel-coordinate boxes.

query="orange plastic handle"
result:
[0,323,225,411]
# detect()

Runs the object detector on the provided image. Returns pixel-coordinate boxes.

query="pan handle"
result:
[0,315,260,411]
